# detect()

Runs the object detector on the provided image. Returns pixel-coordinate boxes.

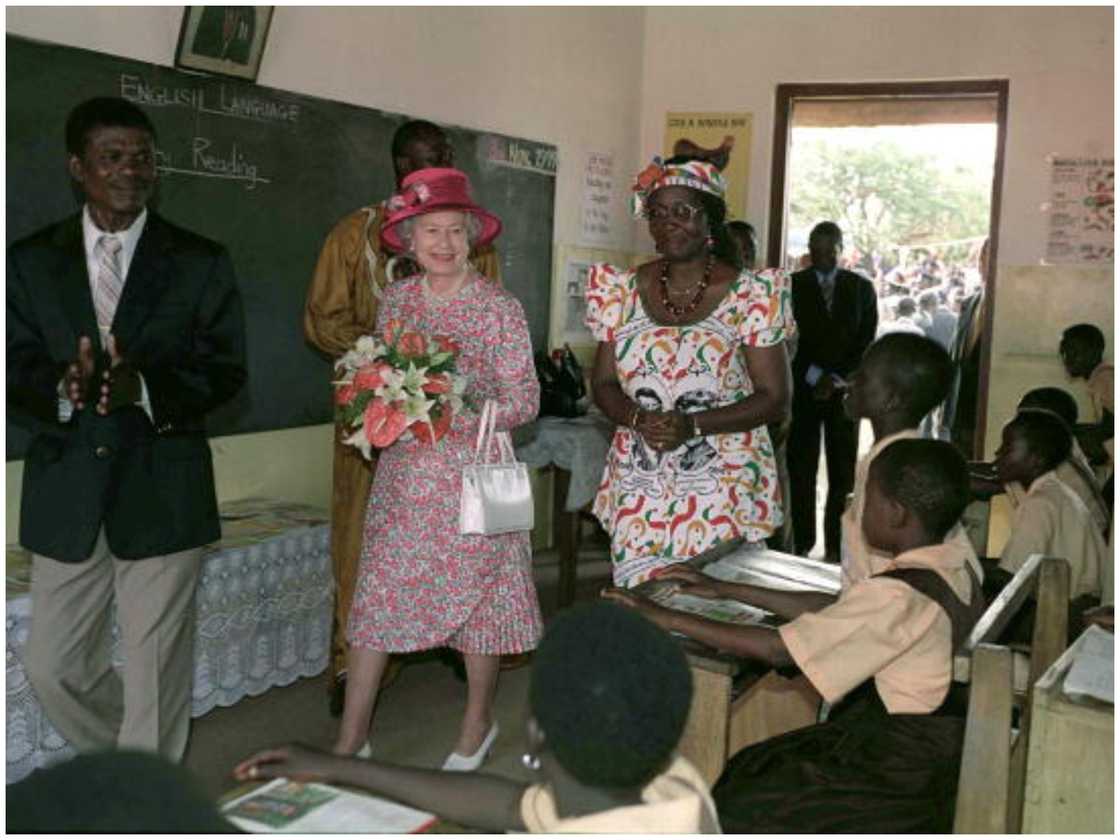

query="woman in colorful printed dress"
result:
[587,158,794,587]
[335,168,542,769]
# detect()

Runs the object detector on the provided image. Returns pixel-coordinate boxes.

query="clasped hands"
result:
[632,408,695,452]
[63,334,142,416]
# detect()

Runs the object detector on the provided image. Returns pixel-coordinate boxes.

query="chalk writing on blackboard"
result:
[120,74,300,125]
[155,138,271,189]
[482,134,557,176]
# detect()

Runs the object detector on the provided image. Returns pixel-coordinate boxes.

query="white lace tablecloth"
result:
[6,498,332,784]
[514,413,615,511]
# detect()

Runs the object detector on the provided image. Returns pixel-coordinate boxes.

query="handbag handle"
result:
[472,400,494,463]
[472,399,515,465]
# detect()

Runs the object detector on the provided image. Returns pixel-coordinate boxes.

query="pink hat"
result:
[380,167,502,253]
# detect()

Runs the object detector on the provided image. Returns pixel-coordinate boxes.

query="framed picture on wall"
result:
[175,6,274,82]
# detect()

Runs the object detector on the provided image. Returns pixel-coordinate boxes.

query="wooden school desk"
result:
[636,540,841,786]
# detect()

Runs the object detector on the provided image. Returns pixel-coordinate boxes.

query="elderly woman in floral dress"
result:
[335,168,541,770]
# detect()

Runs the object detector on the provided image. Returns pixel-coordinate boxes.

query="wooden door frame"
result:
[768,80,1009,458]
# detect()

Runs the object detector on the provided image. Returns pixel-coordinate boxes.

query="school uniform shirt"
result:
[999,470,1107,600]
[840,428,982,590]
[1087,362,1115,419]
[781,542,974,714]
[519,754,720,833]
[1004,446,1109,538]
[1088,361,1115,468]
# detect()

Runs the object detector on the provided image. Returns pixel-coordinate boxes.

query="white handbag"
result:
[459,400,534,535]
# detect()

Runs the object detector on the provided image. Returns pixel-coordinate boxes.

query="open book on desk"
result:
[697,544,842,595]
[646,586,781,628]
[222,778,436,834]
[638,545,841,632]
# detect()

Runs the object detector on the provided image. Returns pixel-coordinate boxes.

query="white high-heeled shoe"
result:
[356,743,372,759]
[441,723,499,772]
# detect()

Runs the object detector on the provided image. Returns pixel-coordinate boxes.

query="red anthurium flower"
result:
[335,382,358,406]
[353,363,387,391]
[382,319,405,346]
[364,399,409,448]
[422,373,452,395]
[398,331,426,357]
[410,407,454,445]
[433,334,459,355]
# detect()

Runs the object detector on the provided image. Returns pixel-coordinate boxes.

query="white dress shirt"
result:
[58,206,153,421]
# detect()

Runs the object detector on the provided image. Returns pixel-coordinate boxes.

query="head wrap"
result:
[630,157,727,219]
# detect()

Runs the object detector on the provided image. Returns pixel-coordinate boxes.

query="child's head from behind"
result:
[995,411,1072,486]
[529,601,692,790]
[844,333,952,426]
[1060,323,1106,379]
[1017,386,1078,428]
[863,439,970,554]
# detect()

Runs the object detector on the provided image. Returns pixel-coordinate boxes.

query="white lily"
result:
[342,427,373,460]
[377,367,407,402]
[402,391,436,423]
[400,362,429,395]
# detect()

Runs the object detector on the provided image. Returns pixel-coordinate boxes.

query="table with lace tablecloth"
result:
[6,498,332,784]
[514,413,615,607]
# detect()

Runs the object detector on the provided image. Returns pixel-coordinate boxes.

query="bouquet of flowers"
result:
[334,319,467,459]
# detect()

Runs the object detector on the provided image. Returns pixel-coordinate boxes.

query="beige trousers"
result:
[25,529,203,761]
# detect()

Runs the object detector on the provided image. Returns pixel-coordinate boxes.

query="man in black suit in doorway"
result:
[786,221,877,561]
[7,97,247,761]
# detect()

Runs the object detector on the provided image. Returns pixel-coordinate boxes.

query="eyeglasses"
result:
[642,202,705,222]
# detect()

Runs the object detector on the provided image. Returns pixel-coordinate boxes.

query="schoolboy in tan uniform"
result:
[1059,323,1114,485]
[606,438,982,832]
[993,411,1107,602]
[999,388,1110,537]
[305,120,501,709]
[839,332,982,589]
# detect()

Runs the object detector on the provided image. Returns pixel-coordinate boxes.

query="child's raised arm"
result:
[232,744,528,833]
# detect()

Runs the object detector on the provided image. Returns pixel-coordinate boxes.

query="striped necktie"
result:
[94,235,124,340]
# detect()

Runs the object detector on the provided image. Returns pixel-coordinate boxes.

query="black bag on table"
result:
[535,346,586,418]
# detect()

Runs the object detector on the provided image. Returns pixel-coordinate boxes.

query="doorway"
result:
[768,81,1009,558]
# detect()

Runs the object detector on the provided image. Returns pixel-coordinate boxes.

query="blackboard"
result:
[6,35,557,461]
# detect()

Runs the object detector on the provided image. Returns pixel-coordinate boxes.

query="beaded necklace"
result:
[659,252,714,320]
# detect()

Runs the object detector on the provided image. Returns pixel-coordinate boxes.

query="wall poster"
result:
[1044,155,1114,264]
[663,112,752,220]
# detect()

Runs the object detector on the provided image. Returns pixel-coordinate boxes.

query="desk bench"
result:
[640,540,842,786]
[6,498,332,784]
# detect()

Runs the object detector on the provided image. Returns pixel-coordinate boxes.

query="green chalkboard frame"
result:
[6,35,557,461]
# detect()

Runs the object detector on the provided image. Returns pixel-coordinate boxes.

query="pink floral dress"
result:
[348,274,543,654]
[585,263,794,587]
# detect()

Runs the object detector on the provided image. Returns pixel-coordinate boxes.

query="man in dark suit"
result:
[6,97,246,760]
[787,221,877,560]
